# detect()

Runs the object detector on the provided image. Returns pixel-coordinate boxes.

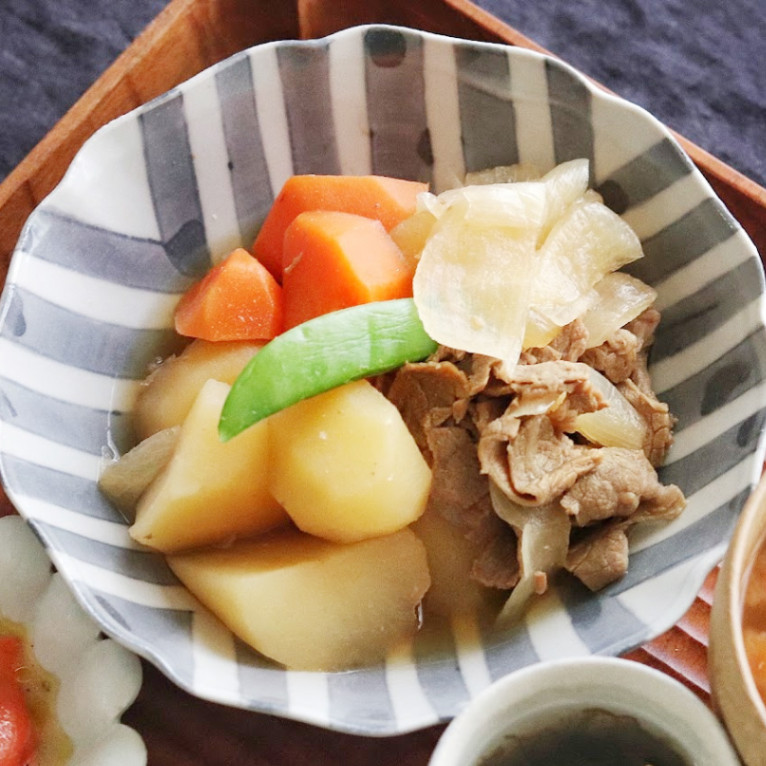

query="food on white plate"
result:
[0,630,62,765]
[0,516,145,765]
[100,161,686,669]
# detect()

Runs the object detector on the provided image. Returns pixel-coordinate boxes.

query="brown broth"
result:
[0,617,73,766]
[479,707,688,766]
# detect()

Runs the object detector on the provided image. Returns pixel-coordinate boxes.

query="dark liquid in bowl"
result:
[480,707,688,766]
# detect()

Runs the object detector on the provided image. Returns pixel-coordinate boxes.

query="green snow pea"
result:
[218,298,437,441]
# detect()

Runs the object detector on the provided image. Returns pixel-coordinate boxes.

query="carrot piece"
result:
[174,248,283,341]
[281,211,414,330]
[0,636,36,766]
[253,174,428,281]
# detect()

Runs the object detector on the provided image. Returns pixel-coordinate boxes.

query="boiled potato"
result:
[168,526,430,671]
[413,506,501,620]
[134,339,263,440]
[130,379,287,552]
[268,379,432,543]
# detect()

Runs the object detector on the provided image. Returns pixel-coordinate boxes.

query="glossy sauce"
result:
[0,617,73,766]
[479,708,688,766]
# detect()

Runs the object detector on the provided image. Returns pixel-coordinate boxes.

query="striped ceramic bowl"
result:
[1,25,765,736]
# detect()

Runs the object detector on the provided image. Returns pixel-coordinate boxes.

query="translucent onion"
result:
[489,481,570,627]
[463,158,588,238]
[434,181,548,229]
[538,158,590,243]
[412,159,649,372]
[98,426,180,517]
[416,190,447,218]
[413,187,544,370]
[522,306,561,350]
[574,368,647,450]
[533,196,644,327]
[580,272,658,348]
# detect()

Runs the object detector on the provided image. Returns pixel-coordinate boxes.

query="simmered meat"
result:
[560,447,680,526]
[430,346,510,397]
[626,307,661,348]
[565,523,630,591]
[386,361,470,458]
[424,425,490,530]
[495,415,600,506]
[503,360,605,432]
[619,378,676,467]
[520,318,589,364]
[382,300,685,617]
[476,410,521,499]
[580,328,640,384]
[579,307,659,386]
[470,514,521,590]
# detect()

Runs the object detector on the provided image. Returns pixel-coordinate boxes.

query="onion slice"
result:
[574,368,647,450]
[388,208,437,264]
[533,196,644,327]
[581,272,657,348]
[98,426,180,517]
[490,480,571,627]
[413,189,544,370]
[537,158,590,243]
[412,158,647,371]
[434,181,548,229]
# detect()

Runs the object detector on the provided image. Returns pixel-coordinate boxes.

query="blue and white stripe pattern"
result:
[1,25,765,735]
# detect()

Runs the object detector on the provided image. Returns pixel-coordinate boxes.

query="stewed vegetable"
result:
[99,164,685,672]
[218,298,437,441]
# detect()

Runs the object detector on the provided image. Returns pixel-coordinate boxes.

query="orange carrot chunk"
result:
[253,174,428,281]
[0,636,36,766]
[282,211,414,330]
[174,248,283,341]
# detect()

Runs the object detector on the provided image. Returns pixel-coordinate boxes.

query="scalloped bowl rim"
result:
[1,24,765,736]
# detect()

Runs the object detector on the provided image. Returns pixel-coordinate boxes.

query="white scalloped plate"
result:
[0,516,146,765]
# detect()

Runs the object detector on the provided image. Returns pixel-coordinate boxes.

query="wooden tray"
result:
[1,0,764,762]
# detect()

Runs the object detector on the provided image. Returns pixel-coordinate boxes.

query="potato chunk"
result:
[413,506,502,620]
[134,339,263,440]
[168,527,431,671]
[268,379,432,543]
[130,379,287,552]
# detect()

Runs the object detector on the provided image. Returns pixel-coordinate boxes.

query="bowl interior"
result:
[1,25,766,735]
[430,657,741,766]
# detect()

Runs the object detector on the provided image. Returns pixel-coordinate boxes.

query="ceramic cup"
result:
[428,656,740,766]
[709,476,766,766]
